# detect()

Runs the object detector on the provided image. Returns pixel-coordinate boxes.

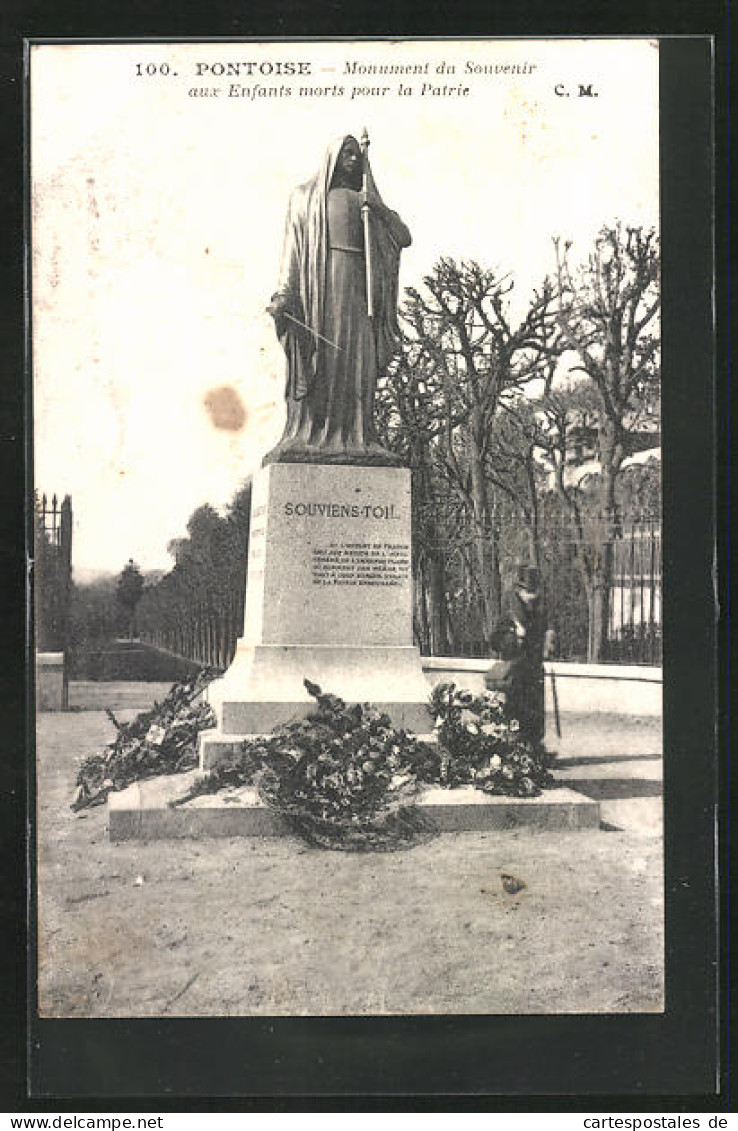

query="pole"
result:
[549,669,562,738]
[360,127,374,319]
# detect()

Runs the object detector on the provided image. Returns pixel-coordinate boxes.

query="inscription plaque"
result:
[312,543,411,587]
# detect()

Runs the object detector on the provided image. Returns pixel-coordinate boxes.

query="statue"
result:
[264,133,411,466]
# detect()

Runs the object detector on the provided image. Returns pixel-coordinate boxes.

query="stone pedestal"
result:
[36,652,66,711]
[200,462,432,768]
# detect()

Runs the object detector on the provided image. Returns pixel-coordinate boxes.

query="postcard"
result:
[31,38,665,1024]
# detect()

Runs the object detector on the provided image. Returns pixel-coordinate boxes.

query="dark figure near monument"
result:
[485,565,547,751]
[265,133,411,465]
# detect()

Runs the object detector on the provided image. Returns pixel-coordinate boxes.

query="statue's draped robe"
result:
[266,136,410,463]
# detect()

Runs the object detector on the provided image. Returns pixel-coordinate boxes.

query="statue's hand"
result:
[362,187,384,215]
[266,294,291,338]
[362,196,411,248]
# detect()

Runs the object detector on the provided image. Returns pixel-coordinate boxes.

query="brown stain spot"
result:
[203,385,247,432]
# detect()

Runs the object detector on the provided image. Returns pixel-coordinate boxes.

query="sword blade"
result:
[283,311,343,351]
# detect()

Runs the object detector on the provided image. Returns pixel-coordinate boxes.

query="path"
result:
[34,683,664,1017]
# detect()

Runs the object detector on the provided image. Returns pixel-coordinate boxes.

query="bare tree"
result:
[376,336,456,653]
[550,224,660,659]
[398,258,561,645]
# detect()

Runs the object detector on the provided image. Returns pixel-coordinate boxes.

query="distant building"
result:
[554,419,661,491]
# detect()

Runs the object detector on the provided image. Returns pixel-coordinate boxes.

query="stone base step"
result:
[108,770,600,841]
[198,727,439,771]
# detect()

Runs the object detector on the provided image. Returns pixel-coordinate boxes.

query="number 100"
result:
[135,63,171,76]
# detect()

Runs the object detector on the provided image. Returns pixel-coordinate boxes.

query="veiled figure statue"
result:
[264,134,411,466]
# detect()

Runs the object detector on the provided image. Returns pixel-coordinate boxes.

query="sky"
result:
[31,38,659,576]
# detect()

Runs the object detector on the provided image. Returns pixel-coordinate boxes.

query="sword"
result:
[360,127,374,320]
[279,310,343,351]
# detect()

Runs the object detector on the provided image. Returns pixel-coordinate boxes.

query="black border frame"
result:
[1,9,725,1109]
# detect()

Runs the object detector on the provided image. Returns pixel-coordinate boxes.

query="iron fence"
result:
[413,511,661,664]
[139,508,662,671]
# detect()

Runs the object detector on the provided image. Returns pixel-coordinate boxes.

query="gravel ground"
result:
[35,684,663,1018]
